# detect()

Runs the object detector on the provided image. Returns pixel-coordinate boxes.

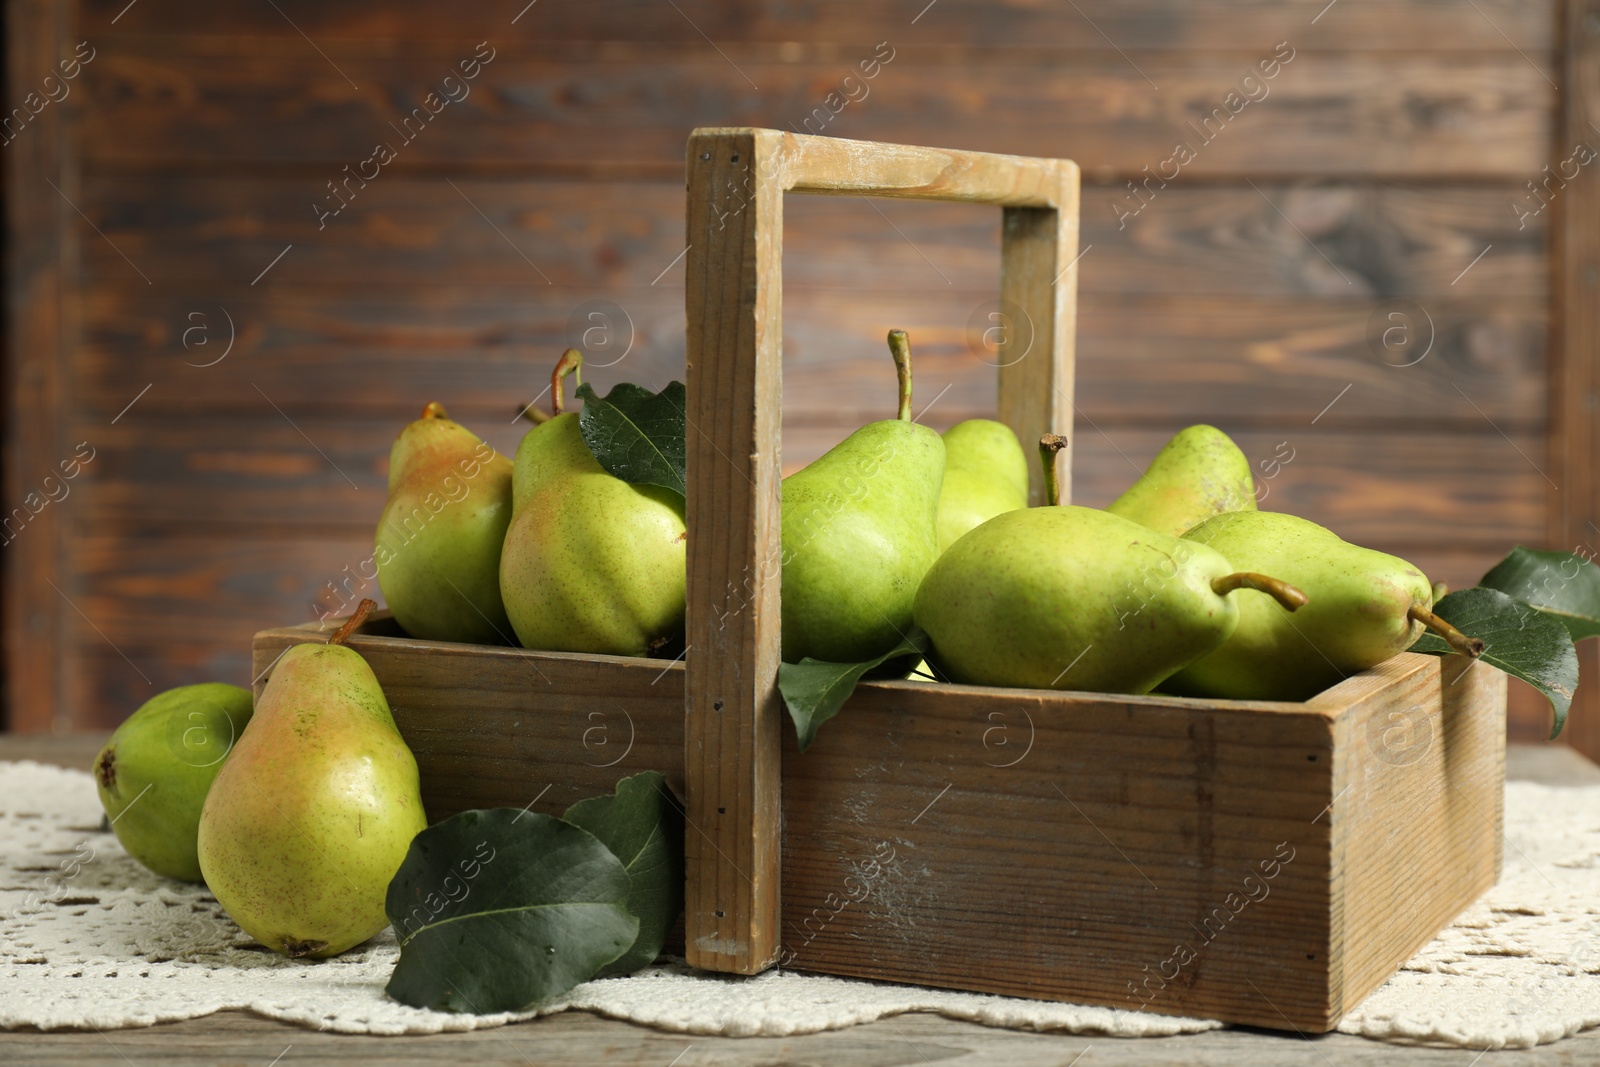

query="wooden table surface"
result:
[4,734,1598,1067]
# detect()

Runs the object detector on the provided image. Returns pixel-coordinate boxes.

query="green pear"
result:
[500,351,687,656]
[782,331,944,663]
[935,419,1029,554]
[1107,424,1257,538]
[914,503,1306,694]
[375,401,514,644]
[93,683,254,882]
[1164,511,1481,701]
[197,601,426,958]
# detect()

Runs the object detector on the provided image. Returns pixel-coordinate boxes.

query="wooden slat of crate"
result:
[777,653,1504,1031]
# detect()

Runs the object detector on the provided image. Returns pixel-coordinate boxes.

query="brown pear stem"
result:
[516,404,553,425]
[1408,602,1484,658]
[887,329,913,422]
[329,599,376,646]
[422,401,449,420]
[550,348,584,416]
[1038,433,1069,507]
[1212,572,1309,612]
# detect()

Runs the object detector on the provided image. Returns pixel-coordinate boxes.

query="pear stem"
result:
[1038,433,1069,507]
[887,329,913,422]
[1408,602,1485,658]
[422,401,449,420]
[516,404,553,425]
[1211,572,1309,612]
[550,348,584,416]
[330,599,376,646]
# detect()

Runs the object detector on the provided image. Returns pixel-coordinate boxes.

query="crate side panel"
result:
[1329,654,1506,1020]
[779,682,1338,1029]
[252,625,687,819]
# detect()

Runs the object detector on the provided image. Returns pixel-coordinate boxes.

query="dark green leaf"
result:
[563,772,684,976]
[385,809,637,1014]
[1478,546,1600,642]
[1409,587,1579,739]
[576,381,687,499]
[778,630,929,753]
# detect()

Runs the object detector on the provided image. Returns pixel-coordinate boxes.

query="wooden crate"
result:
[253,129,1506,1032]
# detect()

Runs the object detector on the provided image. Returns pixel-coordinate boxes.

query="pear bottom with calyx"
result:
[1164,510,1446,702]
[94,683,254,882]
[913,506,1306,695]
[1107,424,1257,539]
[197,602,426,959]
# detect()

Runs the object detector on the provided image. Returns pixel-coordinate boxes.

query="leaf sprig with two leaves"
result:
[384,771,684,1014]
[1410,546,1600,738]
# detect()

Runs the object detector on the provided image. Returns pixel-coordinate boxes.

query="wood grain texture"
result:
[251,618,686,820]
[1318,655,1505,1022]
[4,0,74,731]
[74,285,1548,433]
[76,42,1553,178]
[1551,0,1600,760]
[77,0,1557,52]
[683,128,787,974]
[76,177,1547,299]
[776,653,1503,1030]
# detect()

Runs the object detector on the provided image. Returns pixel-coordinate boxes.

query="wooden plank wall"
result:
[4,0,1580,741]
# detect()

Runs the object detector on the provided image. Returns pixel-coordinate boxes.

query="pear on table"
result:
[375,401,514,644]
[1164,511,1483,701]
[499,350,688,657]
[781,330,944,664]
[94,683,254,882]
[935,419,1029,554]
[1107,424,1257,538]
[197,600,427,959]
[913,435,1307,695]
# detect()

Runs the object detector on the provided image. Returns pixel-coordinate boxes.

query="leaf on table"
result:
[385,809,638,1014]
[563,771,684,976]
[1409,586,1579,739]
[1477,545,1600,642]
[576,381,687,499]
[778,630,929,753]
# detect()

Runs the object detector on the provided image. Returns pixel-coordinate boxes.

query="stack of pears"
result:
[375,402,513,644]
[916,434,1309,694]
[499,350,688,657]
[781,331,944,663]
[198,600,426,958]
[1164,510,1481,700]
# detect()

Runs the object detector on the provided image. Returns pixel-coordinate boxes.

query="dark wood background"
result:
[5,0,1596,746]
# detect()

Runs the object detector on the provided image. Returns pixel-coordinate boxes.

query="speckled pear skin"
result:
[499,412,687,656]
[914,505,1241,694]
[1165,510,1431,701]
[781,418,944,664]
[1107,424,1257,539]
[375,405,514,644]
[936,419,1029,554]
[196,643,426,959]
[93,683,254,882]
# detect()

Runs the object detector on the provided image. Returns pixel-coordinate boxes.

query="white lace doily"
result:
[2,759,1596,1048]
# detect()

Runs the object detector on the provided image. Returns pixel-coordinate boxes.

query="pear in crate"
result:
[198,601,427,958]
[916,442,1306,695]
[782,330,945,663]
[500,350,687,656]
[1107,424,1257,539]
[375,401,514,643]
[935,419,1029,554]
[94,683,254,882]
[1164,511,1482,701]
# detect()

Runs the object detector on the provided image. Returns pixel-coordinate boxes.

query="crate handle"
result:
[683,128,1080,973]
